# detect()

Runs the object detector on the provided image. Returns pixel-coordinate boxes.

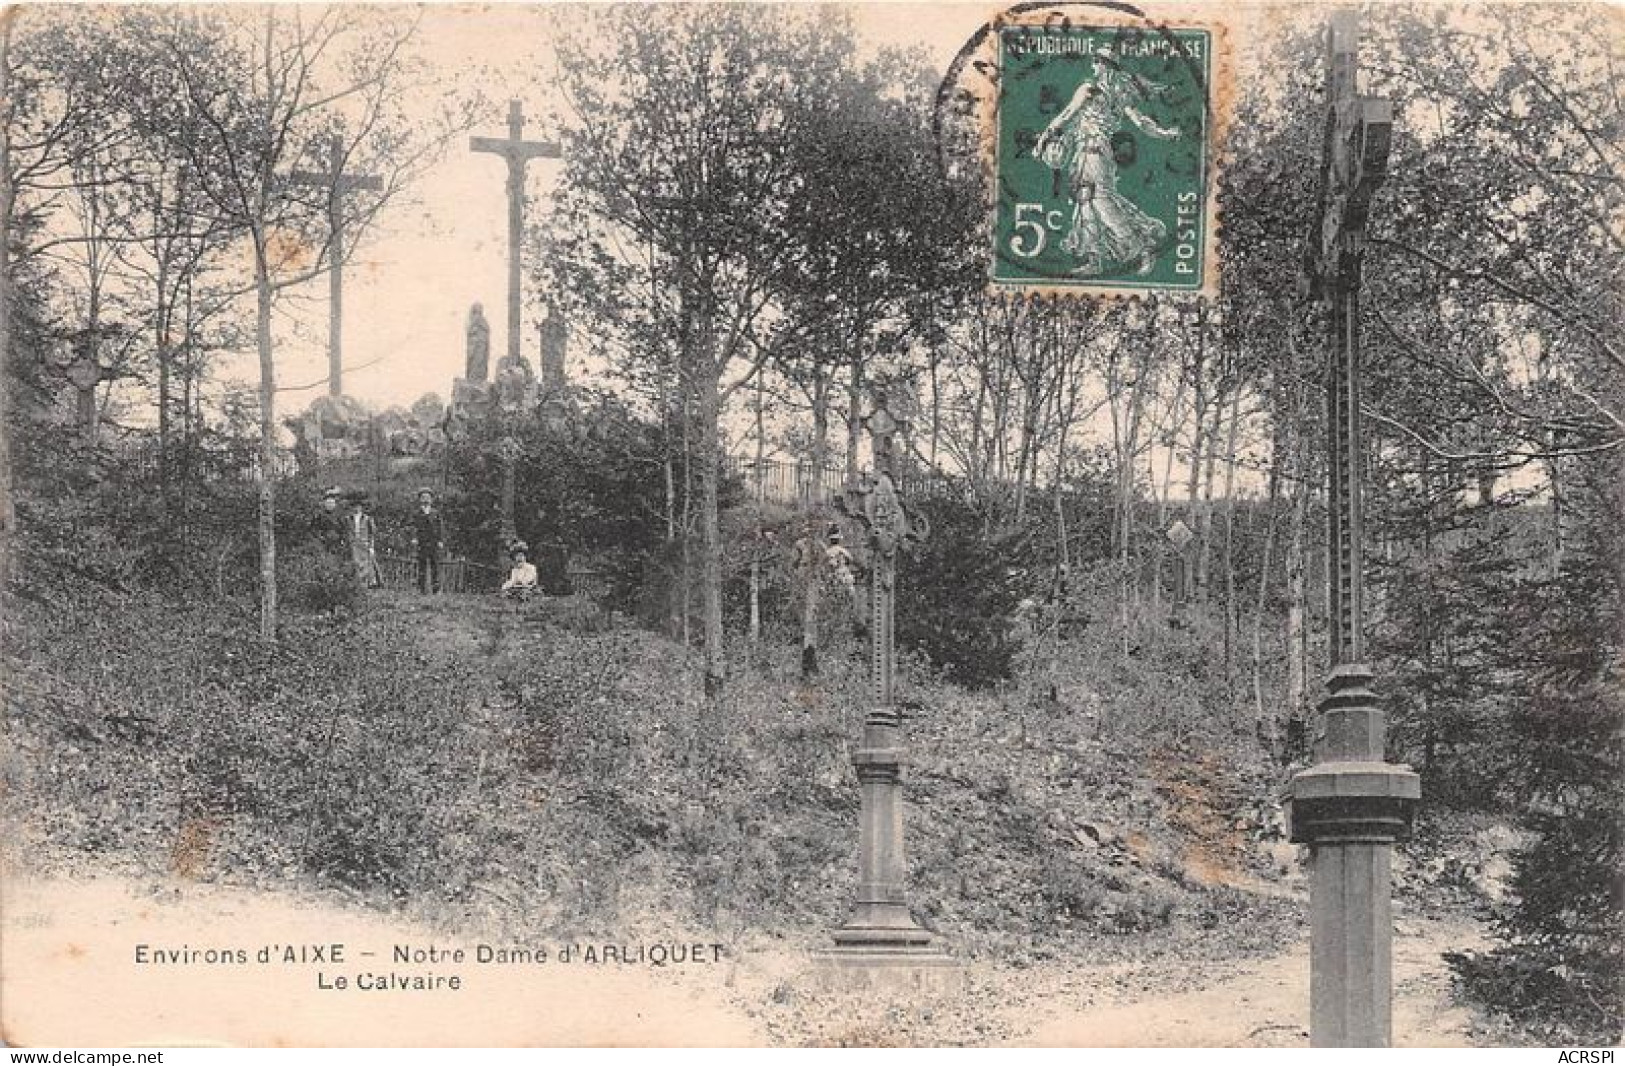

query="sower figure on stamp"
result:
[411,488,446,593]
[1034,58,1182,275]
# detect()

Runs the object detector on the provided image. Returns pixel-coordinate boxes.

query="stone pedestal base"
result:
[1287,759,1420,1047]
[831,895,936,953]
[1285,760,1420,844]
[812,946,963,993]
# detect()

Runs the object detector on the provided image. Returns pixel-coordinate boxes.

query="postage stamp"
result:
[987,14,1224,298]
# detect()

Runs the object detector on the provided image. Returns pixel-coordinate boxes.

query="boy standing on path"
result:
[412,488,446,593]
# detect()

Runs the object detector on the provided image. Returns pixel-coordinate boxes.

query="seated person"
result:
[501,543,538,600]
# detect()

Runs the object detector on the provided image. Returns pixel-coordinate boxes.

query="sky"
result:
[225,2,1017,419]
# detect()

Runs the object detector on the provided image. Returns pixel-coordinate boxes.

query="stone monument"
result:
[452,303,495,420]
[495,350,538,414]
[491,343,536,556]
[466,303,491,383]
[537,307,574,433]
[289,133,380,398]
[818,395,957,990]
[470,100,561,368]
[1286,11,1420,1049]
[538,305,568,396]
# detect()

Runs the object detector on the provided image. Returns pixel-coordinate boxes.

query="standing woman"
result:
[349,495,383,589]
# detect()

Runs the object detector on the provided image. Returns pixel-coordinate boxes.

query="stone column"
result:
[1288,667,1419,1046]
[1290,13,1420,1047]
[819,401,956,989]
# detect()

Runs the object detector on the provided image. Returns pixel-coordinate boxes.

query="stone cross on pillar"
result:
[1288,10,1420,1048]
[291,135,381,398]
[62,333,109,444]
[471,100,561,369]
[821,397,956,988]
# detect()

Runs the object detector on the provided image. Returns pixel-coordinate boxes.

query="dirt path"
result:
[1,876,765,1047]
[689,911,1490,1046]
[1021,915,1488,1047]
[3,872,1490,1048]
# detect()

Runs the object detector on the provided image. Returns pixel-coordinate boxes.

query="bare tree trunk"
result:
[968,312,989,491]
[1197,384,1224,606]
[80,200,103,445]
[254,239,278,641]
[1284,446,1309,759]
[664,443,676,540]
[1420,452,1438,773]
[696,306,725,698]
[679,382,693,648]
[155,200,173,533]
[1219,388,1243,708]
[928,335,942,468]
[1013,324,1045,525]
[1050,337,1079,574]
[179,274,196,552]
[1252,481,1278,755]
[0,14,14,590]
[802,368,830,679]
[748,371,764,645]
[844,349,863,484]
[1547,429,1565,574]
[1152,375,1188,615]
[1110,338,1150,661]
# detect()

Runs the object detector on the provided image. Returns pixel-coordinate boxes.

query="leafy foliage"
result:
[1447,468,1624,1044]
[896,498,1025,689]
[444,390,676,607]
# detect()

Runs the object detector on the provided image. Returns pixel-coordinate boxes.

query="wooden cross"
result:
[1301,10,1392,669]
[471,100,561,368]
[291,135,382,398]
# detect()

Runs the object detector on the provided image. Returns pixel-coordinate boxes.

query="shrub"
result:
[896,500,1024,689]
[1446,512,1624,1044]
[281,546,361,614]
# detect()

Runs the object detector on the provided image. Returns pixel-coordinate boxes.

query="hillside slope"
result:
[1,580,1509,1043]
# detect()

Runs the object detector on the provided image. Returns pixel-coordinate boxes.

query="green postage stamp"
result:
[992,21,1218,297]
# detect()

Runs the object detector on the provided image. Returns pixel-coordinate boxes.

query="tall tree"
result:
[129,7,428,639]
[549,6,932,695]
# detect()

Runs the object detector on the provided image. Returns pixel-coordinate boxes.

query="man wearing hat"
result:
[411,488,446,593]
[500,541,538,601]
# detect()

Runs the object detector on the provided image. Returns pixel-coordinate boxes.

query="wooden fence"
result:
[376,553,611,600]
[377,554,500,594]
[722,456,847,504]
[722,455,975,505]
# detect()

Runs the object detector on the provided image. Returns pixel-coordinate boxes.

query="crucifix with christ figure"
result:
[818,395,956,989]
[1287,11,1420,1049]
[472,100,561,552]
[471,100,561,368]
